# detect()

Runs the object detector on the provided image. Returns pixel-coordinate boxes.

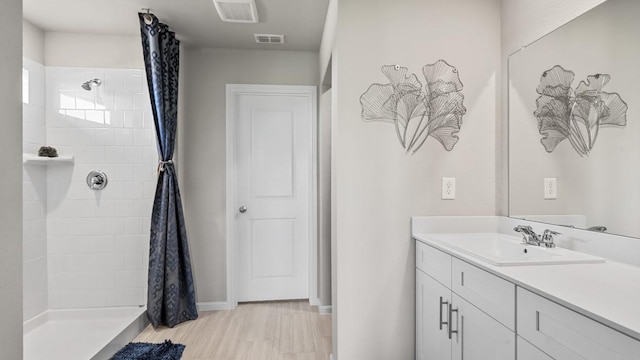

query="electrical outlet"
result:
[442,177,456,200]
[544,178,557,199]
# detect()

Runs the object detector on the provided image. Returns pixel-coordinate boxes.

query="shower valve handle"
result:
[87,170,108,190]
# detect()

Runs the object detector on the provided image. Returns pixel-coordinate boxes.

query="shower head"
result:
[81,78,102,91]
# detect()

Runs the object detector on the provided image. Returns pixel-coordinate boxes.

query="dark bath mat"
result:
[110,340,185,360]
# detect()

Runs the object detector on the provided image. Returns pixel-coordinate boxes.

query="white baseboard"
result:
[197,301,235,311]
[311,298,332,314]
[198,300,329,313]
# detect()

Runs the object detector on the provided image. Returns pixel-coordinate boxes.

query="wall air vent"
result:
[213,0,259,23]
[254,34,285,44]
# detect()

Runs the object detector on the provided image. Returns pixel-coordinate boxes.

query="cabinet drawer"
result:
[451,258,515,330]
[517,287,640,360]
[416,240,451,288]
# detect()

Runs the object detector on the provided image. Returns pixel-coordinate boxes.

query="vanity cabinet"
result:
[517,288,640,359]
[416,241,515,360]
[517,336,553,360]
[416,238,640,360]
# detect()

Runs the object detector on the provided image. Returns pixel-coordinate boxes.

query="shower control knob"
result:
[87,170,108,190]
[239,206,247,213]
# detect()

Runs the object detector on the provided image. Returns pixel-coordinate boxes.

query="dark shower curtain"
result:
[139,13,198,328]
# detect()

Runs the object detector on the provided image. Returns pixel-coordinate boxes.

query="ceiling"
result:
[23,0,330,51]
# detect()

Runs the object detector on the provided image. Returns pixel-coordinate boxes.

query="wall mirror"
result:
[509,0,640,238]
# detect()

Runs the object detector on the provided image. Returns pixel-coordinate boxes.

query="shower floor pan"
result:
[23,306,147,360]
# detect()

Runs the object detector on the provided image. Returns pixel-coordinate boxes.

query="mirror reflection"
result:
[509,0,640,238]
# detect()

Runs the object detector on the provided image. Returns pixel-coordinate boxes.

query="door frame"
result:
[225,84,318,308]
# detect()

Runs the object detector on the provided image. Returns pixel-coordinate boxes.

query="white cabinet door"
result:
[417,269,451,360]
[451,293,515,360]
[517,336,554,360]
[518,288,640,360]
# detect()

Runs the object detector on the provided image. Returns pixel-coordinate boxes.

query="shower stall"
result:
[22,57,156,359]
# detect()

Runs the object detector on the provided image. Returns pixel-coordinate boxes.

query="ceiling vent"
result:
[255,34,285,44]
[213,0,259,23]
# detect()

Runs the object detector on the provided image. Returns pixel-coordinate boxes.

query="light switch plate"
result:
[442,177,456,200]
[544,178,557,199]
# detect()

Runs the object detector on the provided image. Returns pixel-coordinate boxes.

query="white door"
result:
[232,86,314,302]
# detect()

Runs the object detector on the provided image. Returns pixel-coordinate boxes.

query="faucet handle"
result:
[541,229,561,248]
[514,225,532,231]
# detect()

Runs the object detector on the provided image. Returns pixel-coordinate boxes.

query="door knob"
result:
[239,206,247,213]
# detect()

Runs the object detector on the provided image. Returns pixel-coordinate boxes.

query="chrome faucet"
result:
[514,225,541,246]
[513,226,561,248]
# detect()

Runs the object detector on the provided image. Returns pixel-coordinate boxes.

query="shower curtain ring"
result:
[142,8,154,25]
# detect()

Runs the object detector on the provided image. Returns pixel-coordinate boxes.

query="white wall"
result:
[45,32,144,69]
[501,0,607,56]
[45,66,155,308]
[23,20,44,64]
[0,0,24,357]
[180,48,319,304]
[23,58,48,320]
[18,31,156,310]
[498,0,607,215]
[331,0,500,358]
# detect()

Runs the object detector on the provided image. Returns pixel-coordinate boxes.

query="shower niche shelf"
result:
[23,153,75,166]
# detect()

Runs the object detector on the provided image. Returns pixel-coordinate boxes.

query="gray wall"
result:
[180,48,319,303]
[1,0,24,358]
[318,89,332,306]
[331,0,500,358]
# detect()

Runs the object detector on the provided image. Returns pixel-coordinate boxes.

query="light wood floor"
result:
[134,300,332,360]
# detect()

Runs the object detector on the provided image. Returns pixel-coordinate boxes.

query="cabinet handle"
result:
[439,296,449,330]
[448,304,459,339]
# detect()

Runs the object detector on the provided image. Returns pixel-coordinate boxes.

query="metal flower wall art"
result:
[359,60,466,154]
[534,65,628,156]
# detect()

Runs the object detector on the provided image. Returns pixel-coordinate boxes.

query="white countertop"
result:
[414,233,640,341]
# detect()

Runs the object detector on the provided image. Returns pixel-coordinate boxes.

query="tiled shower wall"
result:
[23,58,48,321]
[45,66,156,308]
[22,63,157,314]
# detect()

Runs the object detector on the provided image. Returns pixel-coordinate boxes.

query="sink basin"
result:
[425,233,605,266]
